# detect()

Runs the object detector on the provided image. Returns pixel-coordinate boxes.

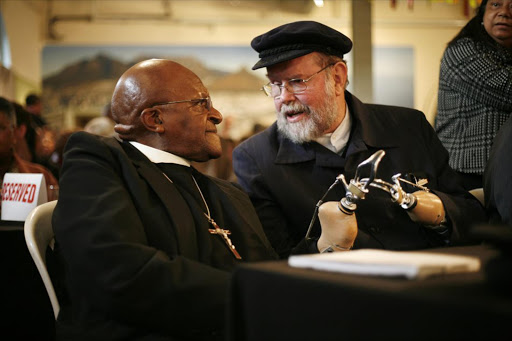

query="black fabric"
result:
[228,245,512,341]
[52,132,278,341]
[1,226,56,341]
[484,115,512,226]
[156,163,240,270]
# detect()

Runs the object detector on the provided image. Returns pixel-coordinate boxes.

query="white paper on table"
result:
[288,249,481,280]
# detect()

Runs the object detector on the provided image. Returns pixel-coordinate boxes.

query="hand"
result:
[406,191,446,227]
[317,201,358,252]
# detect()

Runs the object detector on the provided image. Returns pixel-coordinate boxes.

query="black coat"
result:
[233,91,486,258]
[484,115,512,226]
[53,131,277,340]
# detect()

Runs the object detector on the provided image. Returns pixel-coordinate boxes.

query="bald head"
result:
[111,59,201,140]
[110,59,223,161]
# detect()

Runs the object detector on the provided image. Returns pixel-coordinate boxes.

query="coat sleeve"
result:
[484,117,512,226]
[53,132,230,337]
[232,141,314,257]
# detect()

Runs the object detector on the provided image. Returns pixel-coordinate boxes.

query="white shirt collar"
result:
[129,141,190,167]
[314,105,352,154]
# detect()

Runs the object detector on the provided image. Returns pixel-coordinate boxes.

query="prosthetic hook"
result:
[338,150,445,227]
[337,149,386,214]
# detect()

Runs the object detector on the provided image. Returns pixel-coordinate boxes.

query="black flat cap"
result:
[251,21,352,70]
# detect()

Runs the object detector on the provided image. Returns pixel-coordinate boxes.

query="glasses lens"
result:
[206,97,212,111]
[262,84,273,97]
[289,80,307,94]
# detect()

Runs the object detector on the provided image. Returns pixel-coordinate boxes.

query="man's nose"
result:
[208,106,223,124]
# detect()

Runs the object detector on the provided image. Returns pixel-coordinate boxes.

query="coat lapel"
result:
[121,142,199,258]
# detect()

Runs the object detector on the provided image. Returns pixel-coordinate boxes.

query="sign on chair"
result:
[1,173,48,221]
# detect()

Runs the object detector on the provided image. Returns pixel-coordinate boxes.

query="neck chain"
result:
[162,171,242,260]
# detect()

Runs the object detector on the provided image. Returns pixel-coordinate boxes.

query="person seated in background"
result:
[484,115,512,227]
[25,93,46,128]
[435,0,512,190]
[33,126,60,179]
[84,102,116,137]
[11,102,37,162]
[233,21,487,258]
[52,59,282,340]
[0,97,58,207]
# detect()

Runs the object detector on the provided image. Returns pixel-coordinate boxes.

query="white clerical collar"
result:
[314,105,352,154]
[129,141,190,167]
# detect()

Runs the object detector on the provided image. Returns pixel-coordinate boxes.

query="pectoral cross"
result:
[205,214,242,260]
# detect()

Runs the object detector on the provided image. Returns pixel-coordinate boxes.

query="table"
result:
[228,245,512,341]
[1,220,55,340]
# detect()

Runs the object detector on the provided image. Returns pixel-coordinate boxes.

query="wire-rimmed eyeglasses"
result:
[261,63,335,98]
[151,96,212,111]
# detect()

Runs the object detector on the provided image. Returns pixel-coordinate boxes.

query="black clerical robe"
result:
[53,131,277,341]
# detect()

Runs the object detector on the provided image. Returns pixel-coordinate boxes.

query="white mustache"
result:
[279,102,310,116]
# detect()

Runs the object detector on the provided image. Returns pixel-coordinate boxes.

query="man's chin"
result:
[278,122,315,144]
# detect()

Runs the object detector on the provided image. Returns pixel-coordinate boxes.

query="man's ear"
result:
[332,62,348,95]
[140,108,164,133]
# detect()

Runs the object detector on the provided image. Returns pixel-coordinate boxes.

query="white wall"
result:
[1,0,45,104]
[2,0,472,124]
[372,0,468,123]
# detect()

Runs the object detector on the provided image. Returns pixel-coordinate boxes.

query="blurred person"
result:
[25,93,46,128]
[11,102,37,162]
[33,126,59,179]
[49,129,79,170]
[0,97,58,207]
[84,102,116,137]
[83,116,115,137]
[435,0,512,190]
[233,21,486,258]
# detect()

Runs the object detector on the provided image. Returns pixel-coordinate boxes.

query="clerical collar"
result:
[314,105,352,154]
[129,141,190,167]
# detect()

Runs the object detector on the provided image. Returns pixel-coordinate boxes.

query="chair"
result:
[24,200,60,319]
[469,188,485,207]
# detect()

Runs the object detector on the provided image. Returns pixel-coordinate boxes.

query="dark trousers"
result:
[456,171,483,191]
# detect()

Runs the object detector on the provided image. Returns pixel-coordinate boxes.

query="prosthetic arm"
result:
[310,150,447,253]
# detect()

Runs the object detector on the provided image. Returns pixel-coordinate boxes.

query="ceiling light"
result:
[314,0,324,7]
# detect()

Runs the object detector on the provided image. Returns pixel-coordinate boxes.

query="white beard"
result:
[276,79,339,144]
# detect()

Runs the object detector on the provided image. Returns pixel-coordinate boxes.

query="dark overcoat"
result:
[233,91,486,258]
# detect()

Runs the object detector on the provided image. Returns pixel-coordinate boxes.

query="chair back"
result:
[469,188,485,207]
[24,200,60,319]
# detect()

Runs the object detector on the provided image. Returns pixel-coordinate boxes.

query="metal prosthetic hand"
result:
[315,151,386,253]
[311,151,387,253]
[337,150,446,228]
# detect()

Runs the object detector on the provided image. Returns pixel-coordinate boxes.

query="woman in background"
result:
[435,0,512,190]
[0,97,58,208]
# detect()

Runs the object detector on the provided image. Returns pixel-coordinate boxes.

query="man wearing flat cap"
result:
[233,21,486,258]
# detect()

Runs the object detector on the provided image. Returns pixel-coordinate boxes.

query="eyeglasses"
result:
[151,96,212,111]
[262,63,335,98]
